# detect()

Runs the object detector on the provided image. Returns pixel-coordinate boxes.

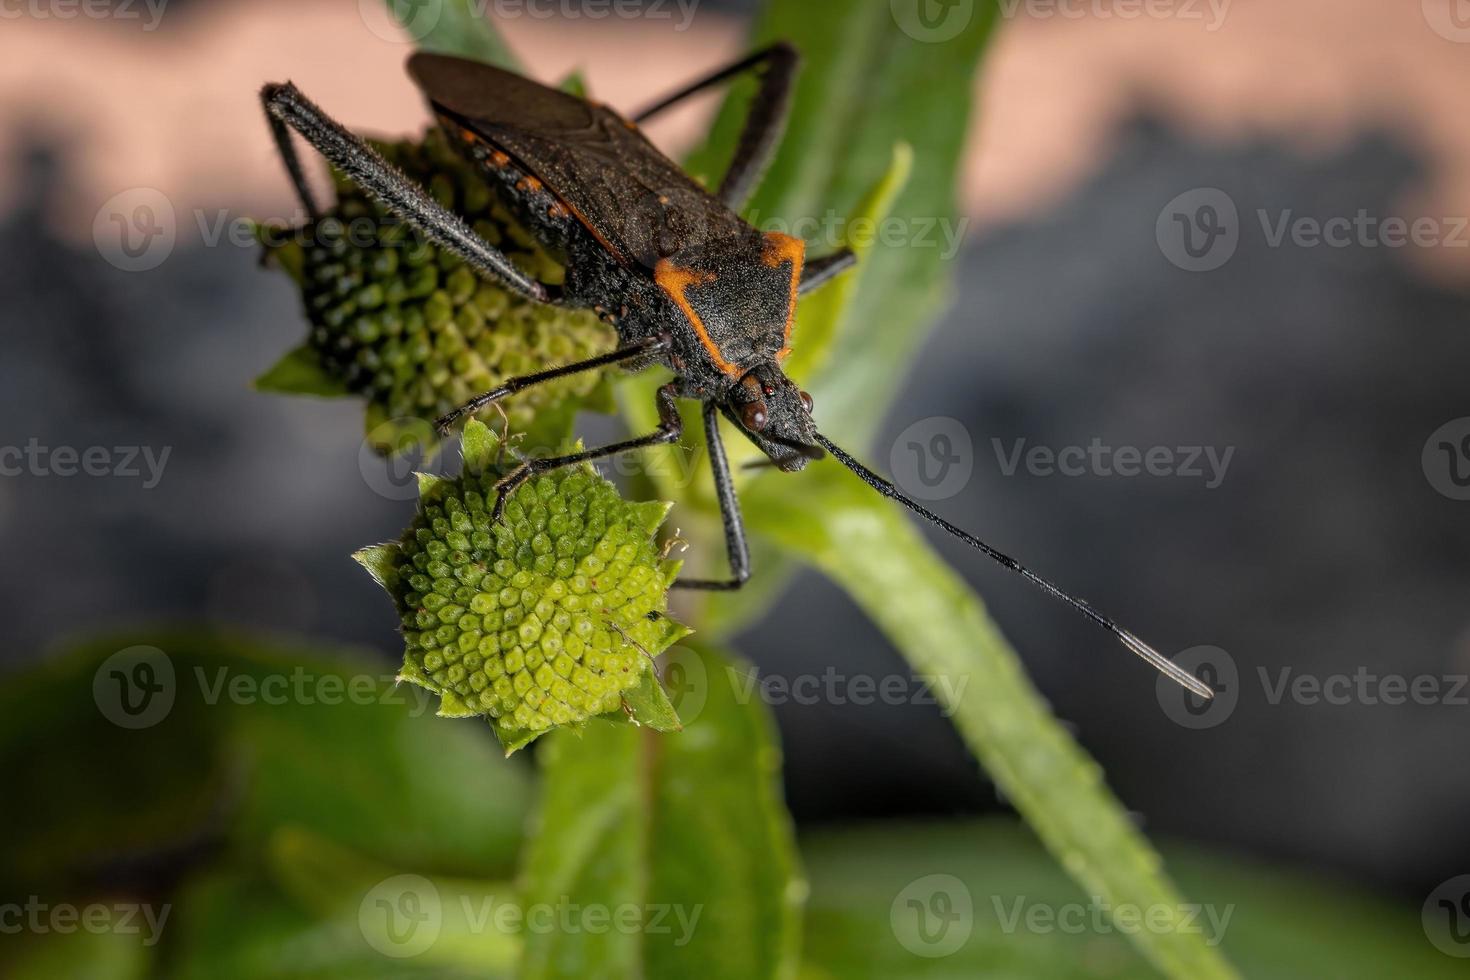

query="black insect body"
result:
[261,45,1212,698]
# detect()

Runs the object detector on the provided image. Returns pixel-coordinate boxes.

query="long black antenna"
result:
[815,434,1214,700]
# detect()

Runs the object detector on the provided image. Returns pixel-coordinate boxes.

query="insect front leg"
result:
[260,82,558,305]
[671,401,751,591]
[489,383,684,524]
[799,248,857,295]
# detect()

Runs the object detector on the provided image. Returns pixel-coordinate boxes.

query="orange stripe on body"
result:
[763,232,805,362]
[654,260,741,377]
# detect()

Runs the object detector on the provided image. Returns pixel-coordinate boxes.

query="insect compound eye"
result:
[799,390,814,414]
[741,400,769,432]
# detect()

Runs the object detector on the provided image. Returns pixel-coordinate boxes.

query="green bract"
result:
[355,419,690,754]
[256,128,616,453]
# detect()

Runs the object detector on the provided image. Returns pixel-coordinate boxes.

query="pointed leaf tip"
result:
[460,417,500,473]
[352,543,400,591]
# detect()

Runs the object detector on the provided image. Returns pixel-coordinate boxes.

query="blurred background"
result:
[4,0,1470,968]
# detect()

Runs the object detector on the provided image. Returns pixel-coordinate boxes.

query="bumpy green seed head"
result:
[256,128,616,453]
[355,419,690,753]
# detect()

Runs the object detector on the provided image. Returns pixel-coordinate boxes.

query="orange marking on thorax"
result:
[762,232,805,362]
[654,260,740,377]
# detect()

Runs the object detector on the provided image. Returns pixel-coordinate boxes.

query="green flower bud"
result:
[355,419,690,754]
[256,128,617,453]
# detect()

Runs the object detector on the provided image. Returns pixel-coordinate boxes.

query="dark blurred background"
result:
[4,0,1469,911]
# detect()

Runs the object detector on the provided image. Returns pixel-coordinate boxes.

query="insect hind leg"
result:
[260,82,557,304]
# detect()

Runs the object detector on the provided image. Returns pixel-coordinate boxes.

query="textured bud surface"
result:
[356,420,688,751]
[258,129,616,451]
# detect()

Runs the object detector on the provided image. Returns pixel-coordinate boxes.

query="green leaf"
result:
[267,827,520,974]
[253,346,350,398]
[352,542,399,591]
[385,0,519,69]
[800,820,1464,980]
[0,630,532,897]
[1,928,152,980]
[460,416,500,473]
[519,643,801,980]
[739,466,1239,980]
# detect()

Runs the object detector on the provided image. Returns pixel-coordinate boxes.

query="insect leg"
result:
[489,383,684,523]
[799,248,857,295]
[436,334,671,433]
[671,402,751,591]
[260,82,556,304]
[631,42,799,211]
[261,95,323,219]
